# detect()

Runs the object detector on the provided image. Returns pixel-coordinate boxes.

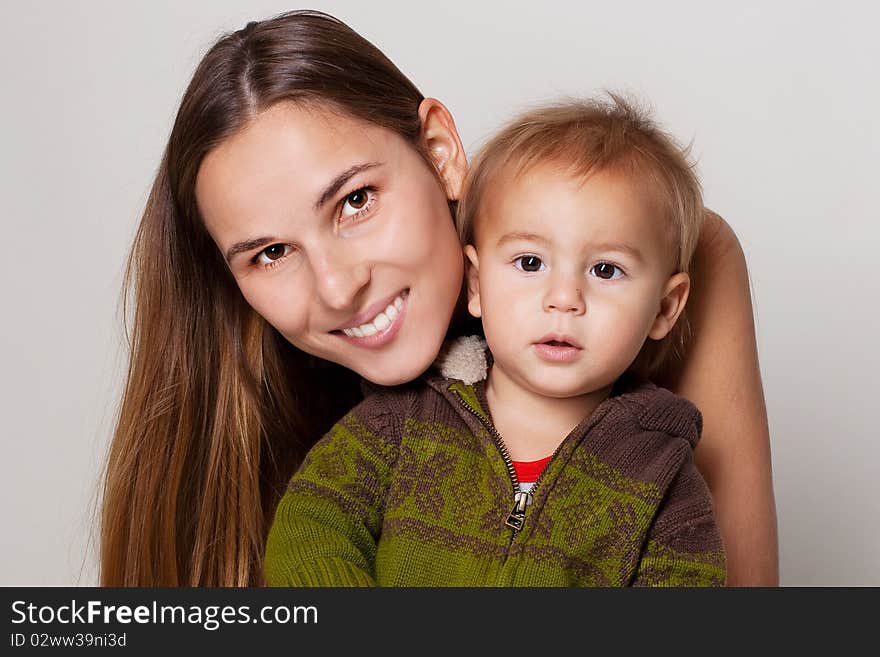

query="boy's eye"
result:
[341,188,372,217]
[591,262,623,280]
[514,255,545,272]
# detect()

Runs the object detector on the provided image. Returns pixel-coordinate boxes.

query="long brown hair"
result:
[101,10,435,586]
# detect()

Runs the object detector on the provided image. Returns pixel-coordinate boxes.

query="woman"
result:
[100,10,777,586]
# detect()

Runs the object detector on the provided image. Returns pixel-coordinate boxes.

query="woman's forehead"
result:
[203,102,400,179]
[197,104,403,213]
[194,101,426,250]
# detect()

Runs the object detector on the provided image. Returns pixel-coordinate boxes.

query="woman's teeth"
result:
[342,293,406,338]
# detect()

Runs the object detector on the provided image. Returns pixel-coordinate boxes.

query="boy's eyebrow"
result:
[496,232,645,262]
[590,242,645,262]
[314,161,383,210]
[496,231,551,248]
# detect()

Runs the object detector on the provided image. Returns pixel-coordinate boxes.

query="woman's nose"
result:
[311,250,371,311]
[543,271,586,315]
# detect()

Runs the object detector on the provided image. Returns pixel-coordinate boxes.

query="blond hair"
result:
[456,94,704,378]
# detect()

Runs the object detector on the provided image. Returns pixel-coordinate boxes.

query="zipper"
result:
[451,389,524,534]
[451,387,564,538]
[523,438,567,514]
[449,382,610,551]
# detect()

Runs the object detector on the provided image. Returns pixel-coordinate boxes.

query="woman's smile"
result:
[334,289,409,347]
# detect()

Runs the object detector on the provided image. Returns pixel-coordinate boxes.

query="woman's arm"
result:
[656,210,779,586]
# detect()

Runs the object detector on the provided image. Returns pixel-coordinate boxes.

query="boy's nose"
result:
[543,272,586,315]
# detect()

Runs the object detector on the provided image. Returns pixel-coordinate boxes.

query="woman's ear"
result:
[648,272,691,340]
[418,98,468,201]
[463,245,482,318]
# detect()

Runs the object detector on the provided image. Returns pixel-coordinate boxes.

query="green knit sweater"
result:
[265,372,726,587]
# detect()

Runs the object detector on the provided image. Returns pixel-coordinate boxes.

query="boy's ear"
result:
[418,98,468,201]
[463,245,482,318]
[648,272,690,340]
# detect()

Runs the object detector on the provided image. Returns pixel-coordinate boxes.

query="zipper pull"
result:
[505,491,531,531]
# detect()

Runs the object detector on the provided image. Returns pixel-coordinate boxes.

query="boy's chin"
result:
[520,376,604,400]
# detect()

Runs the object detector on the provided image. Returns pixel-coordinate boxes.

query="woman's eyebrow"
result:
[314,162,383,210]
[226,236,276,263]
[225,161,385,263]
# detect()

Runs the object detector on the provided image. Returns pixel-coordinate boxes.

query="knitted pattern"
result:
[265,371,726,587]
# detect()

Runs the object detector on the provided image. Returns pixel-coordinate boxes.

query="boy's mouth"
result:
[535,334,583,349]
[533,334,583,363]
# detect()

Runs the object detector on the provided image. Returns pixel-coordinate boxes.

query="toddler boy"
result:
[266,95,726,586]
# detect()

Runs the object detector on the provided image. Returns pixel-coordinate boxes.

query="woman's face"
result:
[195,102,465,385]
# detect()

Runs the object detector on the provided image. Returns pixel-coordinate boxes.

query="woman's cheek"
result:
[406,200,456,263]
[242,278,311,339]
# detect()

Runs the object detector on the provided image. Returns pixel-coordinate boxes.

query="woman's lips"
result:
[334,290,409,349]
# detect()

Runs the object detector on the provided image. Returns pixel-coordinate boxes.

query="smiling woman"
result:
[101,9,777,587]
[100,10,470,586]
[194,102,464,386]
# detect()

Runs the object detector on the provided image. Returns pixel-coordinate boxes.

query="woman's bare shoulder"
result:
[700,208,745,264]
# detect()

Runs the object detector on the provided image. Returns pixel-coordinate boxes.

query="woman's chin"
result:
[356,358,432,387]
[352,342,440,386]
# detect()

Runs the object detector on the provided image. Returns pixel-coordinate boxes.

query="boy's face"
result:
[464,162,689,400]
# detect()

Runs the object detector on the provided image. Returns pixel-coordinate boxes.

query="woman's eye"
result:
[341,187,374,218]
[514,255,546,272]
[255,243,291,265]
[591,262,623,280]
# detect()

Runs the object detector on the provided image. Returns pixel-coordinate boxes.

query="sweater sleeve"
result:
[264,392,402,587]
[631,456,727,587]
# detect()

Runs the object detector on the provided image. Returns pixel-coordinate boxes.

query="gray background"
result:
[2,0,877,586]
